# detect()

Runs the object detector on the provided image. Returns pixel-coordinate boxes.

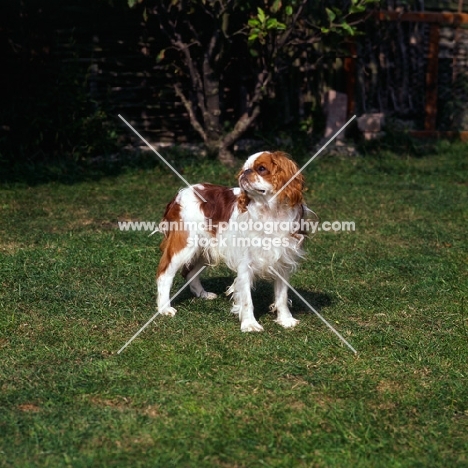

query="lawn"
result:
[0,141,467,467]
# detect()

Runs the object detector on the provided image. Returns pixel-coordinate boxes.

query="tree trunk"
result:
[173,32,266,166]
[217,146,236,166]
[202,53,221,143]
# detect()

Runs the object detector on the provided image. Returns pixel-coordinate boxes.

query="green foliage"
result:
[248,7,286,44]
[126,0,379,150]
[319,0,376,35]
[299,115,315,134]
[246,0,377,46]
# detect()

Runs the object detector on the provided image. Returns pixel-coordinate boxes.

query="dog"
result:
[156,151,308,332]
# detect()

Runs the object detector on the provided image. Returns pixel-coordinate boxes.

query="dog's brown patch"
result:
[195,184,237,232]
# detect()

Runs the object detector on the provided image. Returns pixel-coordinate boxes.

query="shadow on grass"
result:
[0,152,148,186]
[171,275,332,320]
[0,148,219,187]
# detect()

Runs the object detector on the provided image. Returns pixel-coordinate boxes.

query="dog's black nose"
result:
[243,168,253,176]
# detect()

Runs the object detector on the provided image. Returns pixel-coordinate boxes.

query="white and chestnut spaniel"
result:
[156,151,308,332]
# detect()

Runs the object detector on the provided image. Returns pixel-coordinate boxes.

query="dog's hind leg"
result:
[182,256,217,300]
[156,232,200,316]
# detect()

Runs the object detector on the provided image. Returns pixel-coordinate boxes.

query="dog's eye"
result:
[257,165,268,174]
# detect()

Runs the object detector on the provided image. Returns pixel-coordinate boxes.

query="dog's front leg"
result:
[273,273,299,328]
[232,263,264,332]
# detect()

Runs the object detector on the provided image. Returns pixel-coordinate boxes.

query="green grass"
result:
[0,142,467,467]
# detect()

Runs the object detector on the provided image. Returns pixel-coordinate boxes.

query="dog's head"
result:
[237,151,304,210]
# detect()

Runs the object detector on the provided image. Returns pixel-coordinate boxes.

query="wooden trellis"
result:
[347,10,468,139]
[378,11,468,139]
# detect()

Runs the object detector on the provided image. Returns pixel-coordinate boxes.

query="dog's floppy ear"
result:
[271,152,304,206]
[237,191,250,213]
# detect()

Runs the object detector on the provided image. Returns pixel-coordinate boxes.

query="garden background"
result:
[0,1,467,466]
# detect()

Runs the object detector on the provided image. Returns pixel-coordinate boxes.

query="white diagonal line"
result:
[269,267,357,354]
[118,114,207,202]
[270,115,357,204]
[117,266,207,354]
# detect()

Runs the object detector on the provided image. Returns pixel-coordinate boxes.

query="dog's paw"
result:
[241,320,264,333]
[159,306,177,317]
[275,316,299,328]
[200,291,218,300]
